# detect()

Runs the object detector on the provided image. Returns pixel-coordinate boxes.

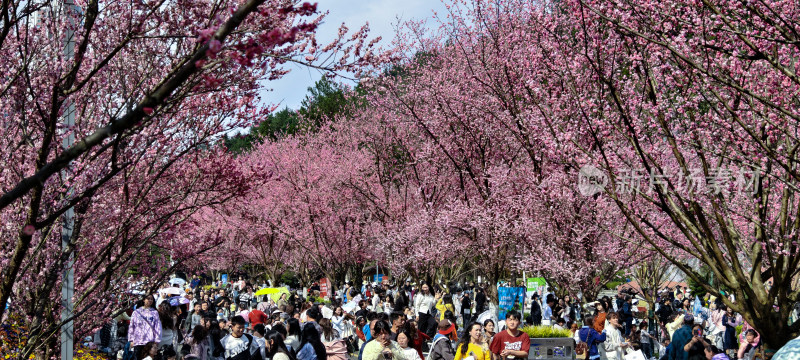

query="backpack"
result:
[576,330,591,360]
[431,336,452,360]
[243,333,254,350]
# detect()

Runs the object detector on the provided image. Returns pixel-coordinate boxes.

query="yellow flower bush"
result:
[74,346,111,360]
[0,313,29,359]
[1,313,110,360]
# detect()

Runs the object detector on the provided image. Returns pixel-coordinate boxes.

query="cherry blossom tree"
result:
[541,0,800,347]
[201,121,387,291]
[9,148,252,357]
[173,0,800,347]
[344,2,640,301]
[337,4,800,347]
[385,0,799,347]
[629,254,682,318]
[0,0,383,353]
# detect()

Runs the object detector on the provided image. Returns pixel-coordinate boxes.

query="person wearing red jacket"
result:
[406,319,431,360]
[249,308,268,327]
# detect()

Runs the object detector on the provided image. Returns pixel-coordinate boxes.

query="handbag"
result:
[345,336,359,354]
[576,341,588,360]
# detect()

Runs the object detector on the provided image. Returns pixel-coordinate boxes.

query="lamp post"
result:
[60,0,78,358]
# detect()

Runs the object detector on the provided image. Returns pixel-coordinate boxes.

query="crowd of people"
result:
[649,292,765,360]
[88,275,787,360]
[102,276,500,360]
[566,288,765,360]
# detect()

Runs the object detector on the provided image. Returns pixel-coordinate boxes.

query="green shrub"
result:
[520,326,572,338]
[307,295,332,305]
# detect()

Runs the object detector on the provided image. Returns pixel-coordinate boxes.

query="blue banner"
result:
[498,286,526,320]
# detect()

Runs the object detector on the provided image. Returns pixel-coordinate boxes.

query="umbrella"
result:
[254,287,279,296]
[255,287,290,302]
[169,277,187,286]
[169,296,190,306]
[159,287,183,296]
[773,337,800,360]
[342,297,359,313]
[321,306,333,319]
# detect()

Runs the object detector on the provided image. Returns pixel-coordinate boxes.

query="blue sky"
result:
[261,0,449,110]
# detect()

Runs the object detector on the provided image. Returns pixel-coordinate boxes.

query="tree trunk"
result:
[735,294,796,350]
[486,265,503,304]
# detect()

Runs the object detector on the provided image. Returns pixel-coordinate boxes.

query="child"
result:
[737,330,760,360]
[639,322,656,359]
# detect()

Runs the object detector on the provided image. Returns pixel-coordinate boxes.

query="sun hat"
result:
[437,319,455,335]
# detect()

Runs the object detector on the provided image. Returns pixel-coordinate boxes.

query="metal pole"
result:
[61,0,77,357]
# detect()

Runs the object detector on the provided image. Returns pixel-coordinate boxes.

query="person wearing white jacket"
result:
[372,292,381,310]
[414,283,437,338]
[599,313,629,360]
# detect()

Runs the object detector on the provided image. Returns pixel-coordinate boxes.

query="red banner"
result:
[319,278,331,298]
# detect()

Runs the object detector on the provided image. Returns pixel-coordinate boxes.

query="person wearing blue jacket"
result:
[577,315,606,360]
[621,296,634,336]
